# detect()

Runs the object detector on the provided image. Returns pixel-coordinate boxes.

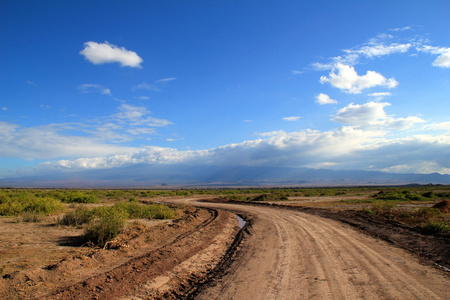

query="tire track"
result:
[299,213,444,299]
[194,202,450,299]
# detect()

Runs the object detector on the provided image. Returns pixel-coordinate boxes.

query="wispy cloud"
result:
[166,137,185,142]
[368,92,391,101]
[155,77,176,84]
[133,77,176,92]
[311,62,333,71]
[135,96,151,100]
[312,30,450,70]
[368,92,391,97]
[389,26,412,32]
[0,103,173,160]
[283,116,301,121]
[344,43,412,59]
[0,121,136,160]
[132,83,161,92]
[112,104,173,127]
[423,121,450,131]
[78,84,111,95]
[80,41,143,68]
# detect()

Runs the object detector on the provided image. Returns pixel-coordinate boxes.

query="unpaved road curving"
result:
[189,201,450,300]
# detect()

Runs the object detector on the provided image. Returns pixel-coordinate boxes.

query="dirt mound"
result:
[433,200,450,214]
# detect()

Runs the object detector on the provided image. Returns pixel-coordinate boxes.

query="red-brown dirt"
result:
[433,200,450,214]
[0,206,239,299]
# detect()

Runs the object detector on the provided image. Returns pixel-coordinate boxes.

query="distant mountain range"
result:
[0,164,449,188]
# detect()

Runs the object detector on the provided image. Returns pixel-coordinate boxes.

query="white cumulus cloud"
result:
[320,63,398,94]
[315,93,337,105]
[80,41,143,68]
[432,49,450,68]
[333,101,425,130]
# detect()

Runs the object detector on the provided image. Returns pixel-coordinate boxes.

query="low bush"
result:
[83,208,128,247]
[58,206,93,226]
[0,191,64,216]
[60,191,99,204]
[20,211,45,223]
[365,203,449,234]
[370,202,397,216]
[422,221,450,234]
[80,202,175,247]
[100,202,176,220]
[251,193,288,202]
[373,190,428,201]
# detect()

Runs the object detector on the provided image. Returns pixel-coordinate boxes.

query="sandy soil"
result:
[192,201,450,299]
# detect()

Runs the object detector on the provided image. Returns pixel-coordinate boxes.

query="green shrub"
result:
[0,192,64,216]
[415,207,442,219]
[58,206,93,226]
[421,191,434,198]
[422,221,450,234]
[373,190,427,201]
[150,204,176,219]
[111,202,175,220]
[84,208,128,247]
[60,191,98,204]
[370,202,397,217]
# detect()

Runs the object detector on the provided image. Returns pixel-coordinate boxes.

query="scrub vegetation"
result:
[57,202,177,247]
[0,189,178,247]
[1,185,449,240]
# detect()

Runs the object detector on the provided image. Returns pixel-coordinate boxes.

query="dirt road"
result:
[191,201,450,300]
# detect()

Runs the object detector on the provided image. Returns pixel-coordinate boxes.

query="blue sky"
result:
[1,0,450,179]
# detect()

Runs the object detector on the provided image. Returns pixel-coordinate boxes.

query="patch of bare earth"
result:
[0,207,239,300]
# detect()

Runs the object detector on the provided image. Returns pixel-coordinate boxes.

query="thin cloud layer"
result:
[29,100,442,175]
[39,124,450,175]
[80,41,143,68]
[133,77,176,92]
[0,104,173,160]
[78,84,111,95]
[344,42,412,59]
[283,116,301,121]
[313,31,450,71]
[0,121,136,160]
